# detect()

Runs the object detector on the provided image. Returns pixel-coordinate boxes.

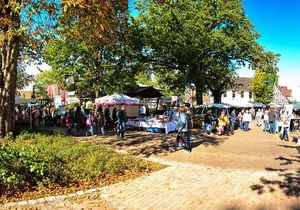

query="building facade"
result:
[272,85,293,106]
[220,77,254,107]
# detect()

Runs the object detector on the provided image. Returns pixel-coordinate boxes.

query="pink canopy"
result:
[94,93,142,106]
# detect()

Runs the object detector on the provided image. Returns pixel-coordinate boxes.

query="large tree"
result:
[132,0,260,104]
[0,0,129,136]
[251,51,279,104]
[0,0,58,137]
[43,0,135,99]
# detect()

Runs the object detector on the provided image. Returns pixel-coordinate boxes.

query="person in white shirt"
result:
[263,110,269,132]
[139,105,146,118]
[243,110,252,131]
[256,109,263,127]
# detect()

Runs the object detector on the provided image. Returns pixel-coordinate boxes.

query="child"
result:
[86,111,95,136]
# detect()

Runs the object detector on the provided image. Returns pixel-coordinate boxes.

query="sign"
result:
[61,90,67,102]
[47,84,58,98]
[284,104,294,119]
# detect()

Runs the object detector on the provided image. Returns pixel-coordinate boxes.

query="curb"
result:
[1,188,100,209]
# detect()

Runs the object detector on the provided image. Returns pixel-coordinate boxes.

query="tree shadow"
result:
[80,130,226,157]
[250,144,300,198]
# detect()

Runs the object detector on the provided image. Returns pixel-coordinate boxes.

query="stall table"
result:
[127,119,178,134]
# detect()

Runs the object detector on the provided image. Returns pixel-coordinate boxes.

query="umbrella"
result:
[207,103,232,109]
[15,96,30,105]
[251,102,266,108]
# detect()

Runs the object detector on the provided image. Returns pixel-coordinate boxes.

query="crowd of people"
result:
[16,104,129,139]
[16,102,299,155]
[202,106,298,141]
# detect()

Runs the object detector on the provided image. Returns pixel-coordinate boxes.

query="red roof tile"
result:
[277,85,292,97]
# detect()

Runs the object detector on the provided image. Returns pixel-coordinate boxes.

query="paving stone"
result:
[85,188,97,194]
[45,196,56,202]
[17,200,28,206]
[36,197,46,203]
[27,199,38,205]
[76,191,85,196]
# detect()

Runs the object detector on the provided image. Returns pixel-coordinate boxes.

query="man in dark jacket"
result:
[204,110,213,135]
[117,105,127,139]
[268,108,276,134]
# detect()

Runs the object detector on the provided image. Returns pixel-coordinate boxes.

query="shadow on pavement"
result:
[81,130,226,157]
[251,144,300,197]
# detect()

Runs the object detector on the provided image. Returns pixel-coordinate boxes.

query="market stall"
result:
[94,93,142,118]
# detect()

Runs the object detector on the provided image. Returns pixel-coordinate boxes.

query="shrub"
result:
[4,132,14,141]
[16,130,35,141]
[2,133,152,191]
[0,145,46,189]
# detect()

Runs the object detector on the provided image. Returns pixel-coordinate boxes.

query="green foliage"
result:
[0,145,46,189]
[33,69,64,98]
[16,64,35,90]
[132,0,261,103]
[1,133,151,191]
[67,102,78,109]
[251,51,279,104]
[4,132,15,141]
[16,130,35,141]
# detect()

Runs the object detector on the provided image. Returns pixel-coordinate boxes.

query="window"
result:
[249,92,253,99]
[241,91,244,98]
[232,91,236,99]
[223,92,227,98]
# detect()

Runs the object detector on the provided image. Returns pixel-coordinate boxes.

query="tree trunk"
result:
[0,38,19,137]
[212,91,222,103]
[195,83,203,105]
[0,1,20,137]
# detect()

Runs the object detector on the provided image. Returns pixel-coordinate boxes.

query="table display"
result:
[127,118,178,134]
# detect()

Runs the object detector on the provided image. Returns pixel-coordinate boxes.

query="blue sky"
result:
[243,0,300,74]
[241,0,300,99]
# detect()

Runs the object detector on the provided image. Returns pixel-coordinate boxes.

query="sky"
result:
[237,0,300,100]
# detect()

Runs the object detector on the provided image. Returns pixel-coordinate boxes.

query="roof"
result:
[277,85,292,98]
[232,77,252,92]
[126,85,163,98]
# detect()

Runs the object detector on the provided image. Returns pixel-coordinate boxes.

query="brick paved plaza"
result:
[4,125,300,209]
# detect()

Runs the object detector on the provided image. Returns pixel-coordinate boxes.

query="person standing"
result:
[281,116,290,141]
[237,110,244,131]
[204,110,213,135]
[75,106,84,133]
[263,110,269,132]
[218,111,229,135]
[274,108,281,133]
[243,110,252,132]
[96,109,106,135]
[117,105,127,139]
[230,109,237,134]
[176,105,192,152]
[66,108,74,135]
[268,108,276,134]
[256,109,263,127]
[85,111,95,136]
[139,105,146,118]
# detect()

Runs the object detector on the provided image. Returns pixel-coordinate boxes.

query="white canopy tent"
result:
[15,95,30,105]
[95,93,141,106]
[94,93,142,118]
